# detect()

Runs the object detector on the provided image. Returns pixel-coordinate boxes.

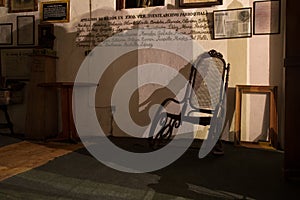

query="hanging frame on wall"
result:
[116,0,165,10]
[180,0,222,7]
[213,7,252,39]
[0,48,33,80]
[0,23,13,45]
[9,0,38,13]
[253,0,281,35]
[38,23,55,49]
[40,0,70,23]
[17,15,35,46]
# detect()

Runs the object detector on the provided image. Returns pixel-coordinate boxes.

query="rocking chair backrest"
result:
[188,49,229,111]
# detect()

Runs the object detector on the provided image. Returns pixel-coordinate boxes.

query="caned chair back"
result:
[188,50,229,111]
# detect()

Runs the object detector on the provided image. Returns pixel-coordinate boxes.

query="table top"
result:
[38,82,98,88]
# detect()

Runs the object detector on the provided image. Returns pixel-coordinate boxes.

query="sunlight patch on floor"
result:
[0,141,83,181]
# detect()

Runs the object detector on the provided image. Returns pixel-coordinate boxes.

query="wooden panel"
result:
[25,55,58,140]
[284,67,300,180]
[284,0,300,181]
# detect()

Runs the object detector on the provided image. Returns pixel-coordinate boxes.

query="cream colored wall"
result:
[0,0,285,146]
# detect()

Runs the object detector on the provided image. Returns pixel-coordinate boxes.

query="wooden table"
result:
[38,82,98,143]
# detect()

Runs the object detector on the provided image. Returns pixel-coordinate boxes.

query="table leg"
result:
[60,87,71,140]
[67,88,79,141]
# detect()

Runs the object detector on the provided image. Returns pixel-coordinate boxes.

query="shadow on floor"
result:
[0,133,23,147]
[0,136,299,200]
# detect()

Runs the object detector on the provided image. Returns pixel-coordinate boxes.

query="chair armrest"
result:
[161,98,180,106]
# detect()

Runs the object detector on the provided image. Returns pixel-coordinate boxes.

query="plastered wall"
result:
[0,0,285,146]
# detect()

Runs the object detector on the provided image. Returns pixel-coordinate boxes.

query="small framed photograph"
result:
[180,0,222,7]
[17,15,35,45]
[0,23,13,45]
[254,0,281,35]
[9,0,38,13]
[40,0,70,23]
[38,23,55,49]
[213,7,252,39]
[0,0,5,7]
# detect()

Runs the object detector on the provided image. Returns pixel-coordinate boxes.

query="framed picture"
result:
[254,0,281,35]
[17,15,35,45]
[213,7,252,39]
[180,0,222,7]
[0,0,5,7]
[9,0,38,13]
[0,23,13,45]
[40,0,70,23]
[38,23,55,49]
[0,48,33,79]
[116,0,165,9]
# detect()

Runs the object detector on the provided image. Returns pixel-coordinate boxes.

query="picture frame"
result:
[0,48,33,80]
[213,7,252,39]
[40,0,70,23]
[38,23,55,49]
[17,15,35,45]
[116,0,165,10]
[253,0,281,35]
[0,23,13,45]
[180,0,222,7]
[0,0,5,7]
[9,0,38,13]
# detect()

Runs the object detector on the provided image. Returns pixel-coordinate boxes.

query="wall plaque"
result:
[40,0,70,23]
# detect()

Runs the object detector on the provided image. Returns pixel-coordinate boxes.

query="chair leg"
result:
[149,111,181,149]
[0,105,14,134]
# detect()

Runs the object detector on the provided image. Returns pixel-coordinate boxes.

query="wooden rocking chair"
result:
[148,49,230,154]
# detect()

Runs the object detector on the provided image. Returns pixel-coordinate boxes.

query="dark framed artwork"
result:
[0,48,33,79]
[0,23,13,45]
[38,23,55,49]
[9,0,38,13]
[17,15,35,45]
[116,0,165,10]
[213,7,252,39]
[180,0,222,8]
[40,0,70,23]
[254,0,281,35]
